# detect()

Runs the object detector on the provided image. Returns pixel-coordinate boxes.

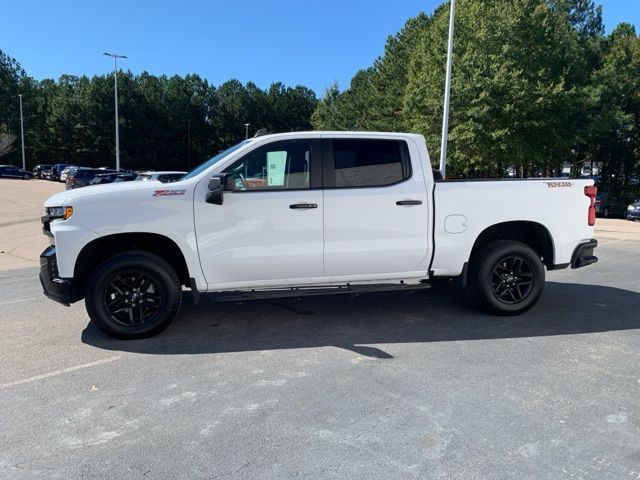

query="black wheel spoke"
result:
[106,296,125,309]
[490,254,535,305]
[104,271,163,328]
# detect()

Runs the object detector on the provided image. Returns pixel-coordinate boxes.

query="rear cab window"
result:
[325,138,411,188]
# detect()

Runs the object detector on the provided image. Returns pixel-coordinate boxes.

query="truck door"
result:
[322,137,431,277]
[194,139,324,287]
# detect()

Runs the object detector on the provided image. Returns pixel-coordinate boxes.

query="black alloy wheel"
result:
[490,255,535,304]
[85,251,182,338]
[104,272,164,327]
[468,240,545,315]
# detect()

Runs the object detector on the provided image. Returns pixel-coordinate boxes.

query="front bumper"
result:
[571,239,598,269]
[627,209,640,220]
[39,246,73,306]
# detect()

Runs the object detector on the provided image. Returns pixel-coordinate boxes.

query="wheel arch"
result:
[72,232,191,300]
[469,221,555,269]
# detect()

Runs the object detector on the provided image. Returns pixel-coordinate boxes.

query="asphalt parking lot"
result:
[1,178,640,479]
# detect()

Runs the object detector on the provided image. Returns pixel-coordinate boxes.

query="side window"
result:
[223,140,312,191]
[331,139,411,188]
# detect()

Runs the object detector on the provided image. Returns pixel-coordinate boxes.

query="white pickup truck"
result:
[40,132,598,338]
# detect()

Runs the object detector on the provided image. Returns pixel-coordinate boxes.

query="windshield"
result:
[181,140,252,181]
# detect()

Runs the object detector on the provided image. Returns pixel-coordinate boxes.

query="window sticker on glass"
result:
[267,151,287,186]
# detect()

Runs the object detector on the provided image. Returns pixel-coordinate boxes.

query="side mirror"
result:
[206,174,225,205]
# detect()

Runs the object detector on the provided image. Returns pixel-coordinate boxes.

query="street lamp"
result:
[18,94,26,170]
[103,52,127,171]
[439,0,456,179]
[244,123,250,140]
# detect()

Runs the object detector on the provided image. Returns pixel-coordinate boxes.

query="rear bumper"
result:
[39,246,74,306]
[571,239,598,269]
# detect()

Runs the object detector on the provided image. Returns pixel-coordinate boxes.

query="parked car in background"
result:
[59,165,79,183]
[90,172,138,186]
[43,168,55,180]
[595,192,628,218]
[627,199,640,221]
[66,168,117,189]
[48,163,75,181]
[137,171,187,183]
[0,165,33,179]
[33,164,54,179]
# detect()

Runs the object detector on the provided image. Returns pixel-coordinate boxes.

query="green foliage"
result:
[312,14,429,132]
[0,53,318,170]
[406,0,591,176]
[589,23,640,190]
[312,0,640,185]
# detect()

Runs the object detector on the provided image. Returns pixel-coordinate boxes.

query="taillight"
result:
[584,185,597,226]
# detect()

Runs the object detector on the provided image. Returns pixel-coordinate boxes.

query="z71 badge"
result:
[153,189,186,196]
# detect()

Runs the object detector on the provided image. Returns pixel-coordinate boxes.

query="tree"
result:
[0,53,318,171]
[0,133,15,158]
[311,14,429,132]
[589,23,640,189]
[404,0,592,177]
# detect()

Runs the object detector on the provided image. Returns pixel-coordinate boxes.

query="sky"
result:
[2,0,639,96]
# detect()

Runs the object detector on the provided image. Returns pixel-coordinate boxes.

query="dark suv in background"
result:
[66,168,117,189]
[595,192,628,218]
[89,172,138,186]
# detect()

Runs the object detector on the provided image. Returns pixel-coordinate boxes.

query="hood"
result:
[44,179,164,207]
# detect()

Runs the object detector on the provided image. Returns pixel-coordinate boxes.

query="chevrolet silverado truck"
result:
[40,132,598,338]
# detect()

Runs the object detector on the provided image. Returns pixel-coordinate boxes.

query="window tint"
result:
[223,140,312,191]
[331,139,411,188]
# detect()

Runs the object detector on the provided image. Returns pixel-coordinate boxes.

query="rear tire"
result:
[468,240,545,315]
[85,251,182,339]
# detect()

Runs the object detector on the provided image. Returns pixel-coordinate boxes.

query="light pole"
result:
[439,0,456,179]
[244,123,250,140]
[18,94,26,170]
[103,52,127,171]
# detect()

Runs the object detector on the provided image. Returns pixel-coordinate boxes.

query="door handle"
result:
[289,203,318,209]
[396,200,422,206]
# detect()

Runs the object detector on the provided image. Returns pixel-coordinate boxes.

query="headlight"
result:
[46,206,73,220]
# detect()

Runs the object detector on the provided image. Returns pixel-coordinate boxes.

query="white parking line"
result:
[0,297,36,306]
[1,356,122,388]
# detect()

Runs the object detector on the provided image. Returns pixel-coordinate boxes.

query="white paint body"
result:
[44,132,595,292]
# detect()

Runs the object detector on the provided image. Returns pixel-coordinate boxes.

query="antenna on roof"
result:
[253,128,269,138]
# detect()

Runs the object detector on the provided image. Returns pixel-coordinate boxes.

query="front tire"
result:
[85,251,182,339]
[468,240,545,315]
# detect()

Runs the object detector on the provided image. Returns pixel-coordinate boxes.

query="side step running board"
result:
[206,283,431,303]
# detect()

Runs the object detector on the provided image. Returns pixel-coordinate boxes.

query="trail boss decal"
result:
[153,189,186,197]
[544,181,573,188]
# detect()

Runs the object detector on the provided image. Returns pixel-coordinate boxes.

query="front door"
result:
[194,139,324,288]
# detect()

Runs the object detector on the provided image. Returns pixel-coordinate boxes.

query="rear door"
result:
[322,137,431,277]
